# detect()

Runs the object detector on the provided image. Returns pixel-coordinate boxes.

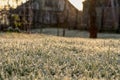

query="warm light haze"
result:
[69,0,85,11]
[0,0,27,9]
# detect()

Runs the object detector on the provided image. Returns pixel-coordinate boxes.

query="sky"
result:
[69,0,85,11]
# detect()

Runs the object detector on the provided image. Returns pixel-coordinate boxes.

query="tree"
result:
[27,0,33,33]
[16,0,19,6]
[89,0,97,38]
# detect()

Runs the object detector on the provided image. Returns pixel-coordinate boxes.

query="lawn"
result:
[0,33,120,80]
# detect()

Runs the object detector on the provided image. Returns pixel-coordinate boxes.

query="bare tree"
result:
[62,0,68,37]
[56,13,60,36]
[27,0,33,33]
[89,0,97,38]
[16,0,19,6]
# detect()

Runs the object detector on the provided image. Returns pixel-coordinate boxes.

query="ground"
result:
[32,28,120,39]
[0,31,120,80]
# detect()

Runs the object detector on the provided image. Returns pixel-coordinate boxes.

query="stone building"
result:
[82,0,120,32]
[1,0,119,32]
[9,0,82,30]
[31,0,83,29]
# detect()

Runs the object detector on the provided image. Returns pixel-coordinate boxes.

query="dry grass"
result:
[0,33,120,80]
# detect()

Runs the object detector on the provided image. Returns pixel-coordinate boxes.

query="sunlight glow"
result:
[69,0,85,11]
[0,0,27,9]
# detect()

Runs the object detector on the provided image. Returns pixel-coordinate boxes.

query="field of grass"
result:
[0,33,120,80]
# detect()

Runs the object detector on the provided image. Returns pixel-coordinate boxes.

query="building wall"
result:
[82,0,120,32]
[32,0,82,29]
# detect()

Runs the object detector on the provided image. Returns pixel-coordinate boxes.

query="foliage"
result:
[12,14,22,28]
[0,33,119,80]
[6,14,21,32]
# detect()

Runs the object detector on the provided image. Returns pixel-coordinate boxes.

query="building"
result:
[82,0,120,32]
[5,0,83,30]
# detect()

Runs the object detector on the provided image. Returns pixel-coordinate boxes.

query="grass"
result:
[0,32,120,80]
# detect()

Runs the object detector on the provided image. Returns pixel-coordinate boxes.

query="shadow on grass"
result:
[31,28,120,39]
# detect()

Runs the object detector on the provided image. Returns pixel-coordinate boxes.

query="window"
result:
[45,0,59,8]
